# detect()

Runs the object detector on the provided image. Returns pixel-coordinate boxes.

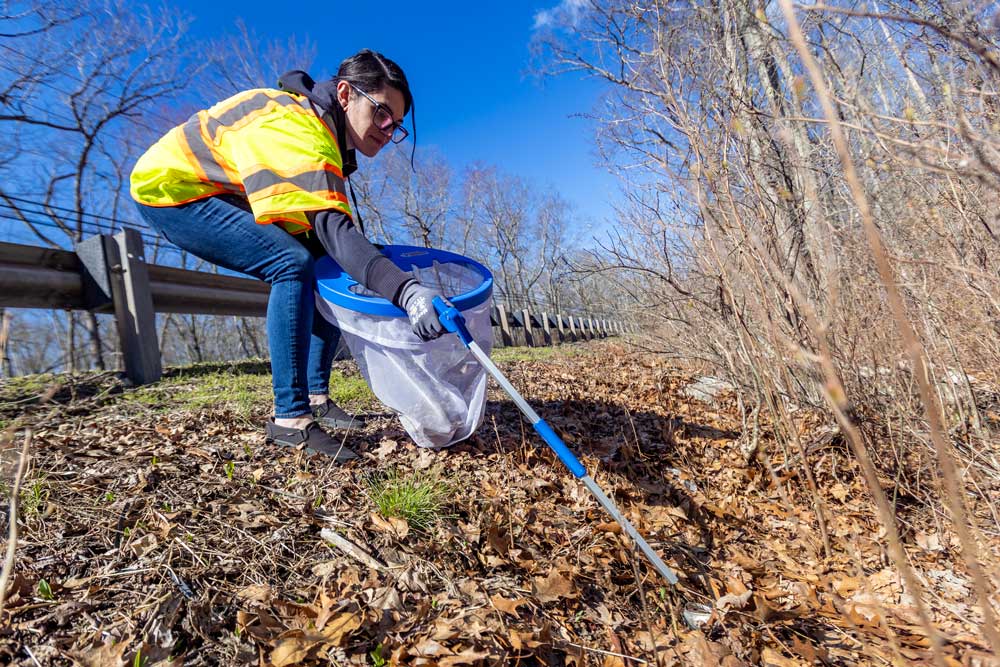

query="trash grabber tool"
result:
[433,298,679,586]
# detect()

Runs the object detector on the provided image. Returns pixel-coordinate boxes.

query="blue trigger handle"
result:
[433,297,474,347]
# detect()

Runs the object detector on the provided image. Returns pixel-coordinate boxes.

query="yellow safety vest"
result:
[129,88,352,235]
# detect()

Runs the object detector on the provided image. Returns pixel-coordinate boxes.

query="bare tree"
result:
[536,0,1000,653]
[200,18,318,97]
[0,0,195,372]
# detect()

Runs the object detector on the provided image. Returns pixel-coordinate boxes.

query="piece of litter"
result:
[682,602,713,629]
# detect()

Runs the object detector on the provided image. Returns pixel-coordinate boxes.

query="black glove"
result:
[398,280,447,341]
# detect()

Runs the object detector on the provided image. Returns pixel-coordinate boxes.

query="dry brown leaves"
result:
[0,344,997,666]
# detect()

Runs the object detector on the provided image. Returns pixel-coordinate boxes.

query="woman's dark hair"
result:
[337,49,416,170]
[336,49,413,116]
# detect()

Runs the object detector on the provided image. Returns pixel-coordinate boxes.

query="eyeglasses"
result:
[349,83,409,144]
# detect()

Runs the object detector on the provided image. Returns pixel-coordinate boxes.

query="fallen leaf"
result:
[490,593,528,616]
[413,448,437,470]
[129,533,158,558]
[270,634,321,666]
[486,521,510,556]
[594,521,622,534]
[716,590,752,612]
[789,636,825,663]
[439,648,491,666]
[833,576,860,597]
[70,639,130,667]
[375,438,399,458]
[413,638,454,657]
[761,647,802,667]
[679,631,729,666]
[320,611,363,645]
[369,511,409,538]
[311,560,339,578]
[533,569,574,603]
[236,583,272,604]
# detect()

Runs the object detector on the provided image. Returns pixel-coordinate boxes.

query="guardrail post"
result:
[556,313,566,343]
[541,311,553,346]
[521,308,535,347]
[567,315,578,342]
[105,229,162,385]
[496,303,513,347]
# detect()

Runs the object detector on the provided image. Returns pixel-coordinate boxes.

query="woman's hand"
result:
[398,280,448,341]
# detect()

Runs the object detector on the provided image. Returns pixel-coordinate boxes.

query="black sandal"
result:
[312,400,366,430]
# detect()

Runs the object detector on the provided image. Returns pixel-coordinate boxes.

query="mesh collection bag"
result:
[314,246,494,448]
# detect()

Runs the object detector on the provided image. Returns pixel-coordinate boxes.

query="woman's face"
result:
[336,81,405,158]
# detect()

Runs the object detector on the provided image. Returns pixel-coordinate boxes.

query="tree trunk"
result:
[0,309,13,377]
[67,311,77,373]
[184,314,204,363]
[84,311,106,370]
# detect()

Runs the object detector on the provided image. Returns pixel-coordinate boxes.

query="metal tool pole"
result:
[435,299,679,586]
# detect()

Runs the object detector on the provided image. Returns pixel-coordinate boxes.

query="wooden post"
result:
[556,313,566,343]
[106,228,162,384]
[496,303,513,347]
[587,317,596,340]
[541,311,553,346]
[521,308,535,347]
[568,316,578,342]
[490,306,503,348]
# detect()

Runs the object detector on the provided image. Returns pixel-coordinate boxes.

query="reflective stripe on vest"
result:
[130,88,352,231]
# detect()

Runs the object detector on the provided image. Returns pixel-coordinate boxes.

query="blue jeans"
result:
[136,196,341,418]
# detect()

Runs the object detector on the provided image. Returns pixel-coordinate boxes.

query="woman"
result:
[130,50,444,461]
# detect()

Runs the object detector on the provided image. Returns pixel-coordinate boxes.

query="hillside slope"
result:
[1,342,994,666]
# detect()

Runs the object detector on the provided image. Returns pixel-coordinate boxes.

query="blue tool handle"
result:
[433,296,474,347]
[533,419,587,478]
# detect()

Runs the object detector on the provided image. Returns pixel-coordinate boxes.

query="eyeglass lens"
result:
[373,106,395,131]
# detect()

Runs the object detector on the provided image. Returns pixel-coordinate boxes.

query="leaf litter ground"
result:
[1,341,997,666]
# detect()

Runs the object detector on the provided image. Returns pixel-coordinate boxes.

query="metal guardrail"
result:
[0,230,636,384]
[0,236,269,316]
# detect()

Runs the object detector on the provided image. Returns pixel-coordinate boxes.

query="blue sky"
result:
[173,0,619,232]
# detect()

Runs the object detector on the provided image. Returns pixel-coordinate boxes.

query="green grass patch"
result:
[122,359,374,417]
[126,367,271,418]
[23,478,49,517]
[0,372,58,399]
[493,345,579,363]
[2,476,50,518]
[363,467,451,534]
[328,369,374,407]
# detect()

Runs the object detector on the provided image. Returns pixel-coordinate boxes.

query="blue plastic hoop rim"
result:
[314,245,494,317]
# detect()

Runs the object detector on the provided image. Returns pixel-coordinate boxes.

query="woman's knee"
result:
[267,245,315,284]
